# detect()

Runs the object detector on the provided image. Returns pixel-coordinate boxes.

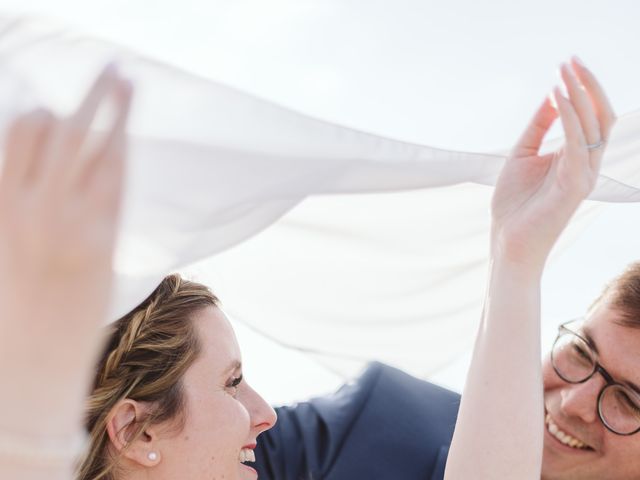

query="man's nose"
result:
[559,376,604,424]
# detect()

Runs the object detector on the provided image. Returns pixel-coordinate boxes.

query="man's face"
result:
[542,301,640,479]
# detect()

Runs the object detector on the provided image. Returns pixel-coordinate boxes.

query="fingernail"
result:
[551,86,565,107]
[558,62,572,77]
[572,55,586,68]
[565,62,577,80]
[556,63,570,84]
[103,61,119,79]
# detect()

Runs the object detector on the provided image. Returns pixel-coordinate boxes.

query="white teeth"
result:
[545,414,590,450]
[239,448,255,463]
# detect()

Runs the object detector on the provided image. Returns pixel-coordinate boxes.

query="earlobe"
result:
[105,399,161,467]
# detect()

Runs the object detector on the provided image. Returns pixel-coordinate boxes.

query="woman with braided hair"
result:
[78,274,276,480]
[0,60,276,480]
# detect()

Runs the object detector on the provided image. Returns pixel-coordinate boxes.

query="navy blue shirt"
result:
[254,362,460,480]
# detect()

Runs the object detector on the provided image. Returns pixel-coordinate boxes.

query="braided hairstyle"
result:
[77,274,218,480]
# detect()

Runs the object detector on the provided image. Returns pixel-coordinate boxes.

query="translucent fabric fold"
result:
[2,16,640,387]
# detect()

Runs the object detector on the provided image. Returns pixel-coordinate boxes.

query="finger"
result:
[1,109,53,189]
[554,87,586,146]
[570,57,616,139]
[570,58,614,172]
[84,144,126,219]
[81,78,133,214]
[559,63,600,145]
[554,87,589,178]
[82,77,132,184]
[40,63,120,184]
[512,95,558,158]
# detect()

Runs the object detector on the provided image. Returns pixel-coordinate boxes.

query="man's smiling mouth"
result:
[545,413,593,450]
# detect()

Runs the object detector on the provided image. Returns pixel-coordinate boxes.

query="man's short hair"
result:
[592,262,640,328]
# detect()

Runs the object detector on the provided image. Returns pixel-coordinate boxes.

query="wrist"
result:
[490,228,548,280]
[489,249,545,285]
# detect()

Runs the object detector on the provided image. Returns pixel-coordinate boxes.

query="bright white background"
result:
[3,0,640,403]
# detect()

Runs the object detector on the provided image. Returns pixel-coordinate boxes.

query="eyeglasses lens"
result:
[553,329,640,435]
[552,332,595,383]
[599,384,640,435]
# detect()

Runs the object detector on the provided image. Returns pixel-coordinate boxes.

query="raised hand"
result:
[0,64,133,450]
[0,64,132,286]
[446,60,615,480]
[491,58,616,271]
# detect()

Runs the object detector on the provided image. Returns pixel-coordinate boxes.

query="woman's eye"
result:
[226,374,243,394]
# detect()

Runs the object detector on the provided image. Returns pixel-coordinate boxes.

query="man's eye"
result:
[571,343,592,362]
[616,390,640,418]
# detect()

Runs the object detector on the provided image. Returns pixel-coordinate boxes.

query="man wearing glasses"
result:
[541,262,640,479]
[254,263,640,480]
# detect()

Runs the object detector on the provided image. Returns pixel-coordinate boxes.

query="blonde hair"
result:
[77,274,218,480]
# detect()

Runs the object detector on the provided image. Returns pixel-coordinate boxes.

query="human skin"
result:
[541,301,640,480]
[445,57,615,480]
[109,306,277,480]
[0,64,132,480]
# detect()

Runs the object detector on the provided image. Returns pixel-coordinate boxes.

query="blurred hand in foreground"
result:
[0,64,133,448]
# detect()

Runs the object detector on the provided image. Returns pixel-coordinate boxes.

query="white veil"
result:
[2,15,640,399]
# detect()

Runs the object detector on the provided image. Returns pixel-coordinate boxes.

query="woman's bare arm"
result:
[445,58,616,479]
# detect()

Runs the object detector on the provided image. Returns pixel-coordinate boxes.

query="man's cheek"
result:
[542,358,558,392]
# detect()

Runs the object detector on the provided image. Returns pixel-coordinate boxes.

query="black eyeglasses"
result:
[551,319,640,436]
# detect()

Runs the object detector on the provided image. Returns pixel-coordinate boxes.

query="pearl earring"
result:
[148,452,158,461]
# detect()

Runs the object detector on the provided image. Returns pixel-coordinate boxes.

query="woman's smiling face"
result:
[151,306,277,479]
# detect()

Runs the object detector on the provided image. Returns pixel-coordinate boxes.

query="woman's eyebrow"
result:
[223,360,242,375]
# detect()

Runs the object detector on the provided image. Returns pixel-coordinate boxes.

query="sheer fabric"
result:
[2,16,640,381]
